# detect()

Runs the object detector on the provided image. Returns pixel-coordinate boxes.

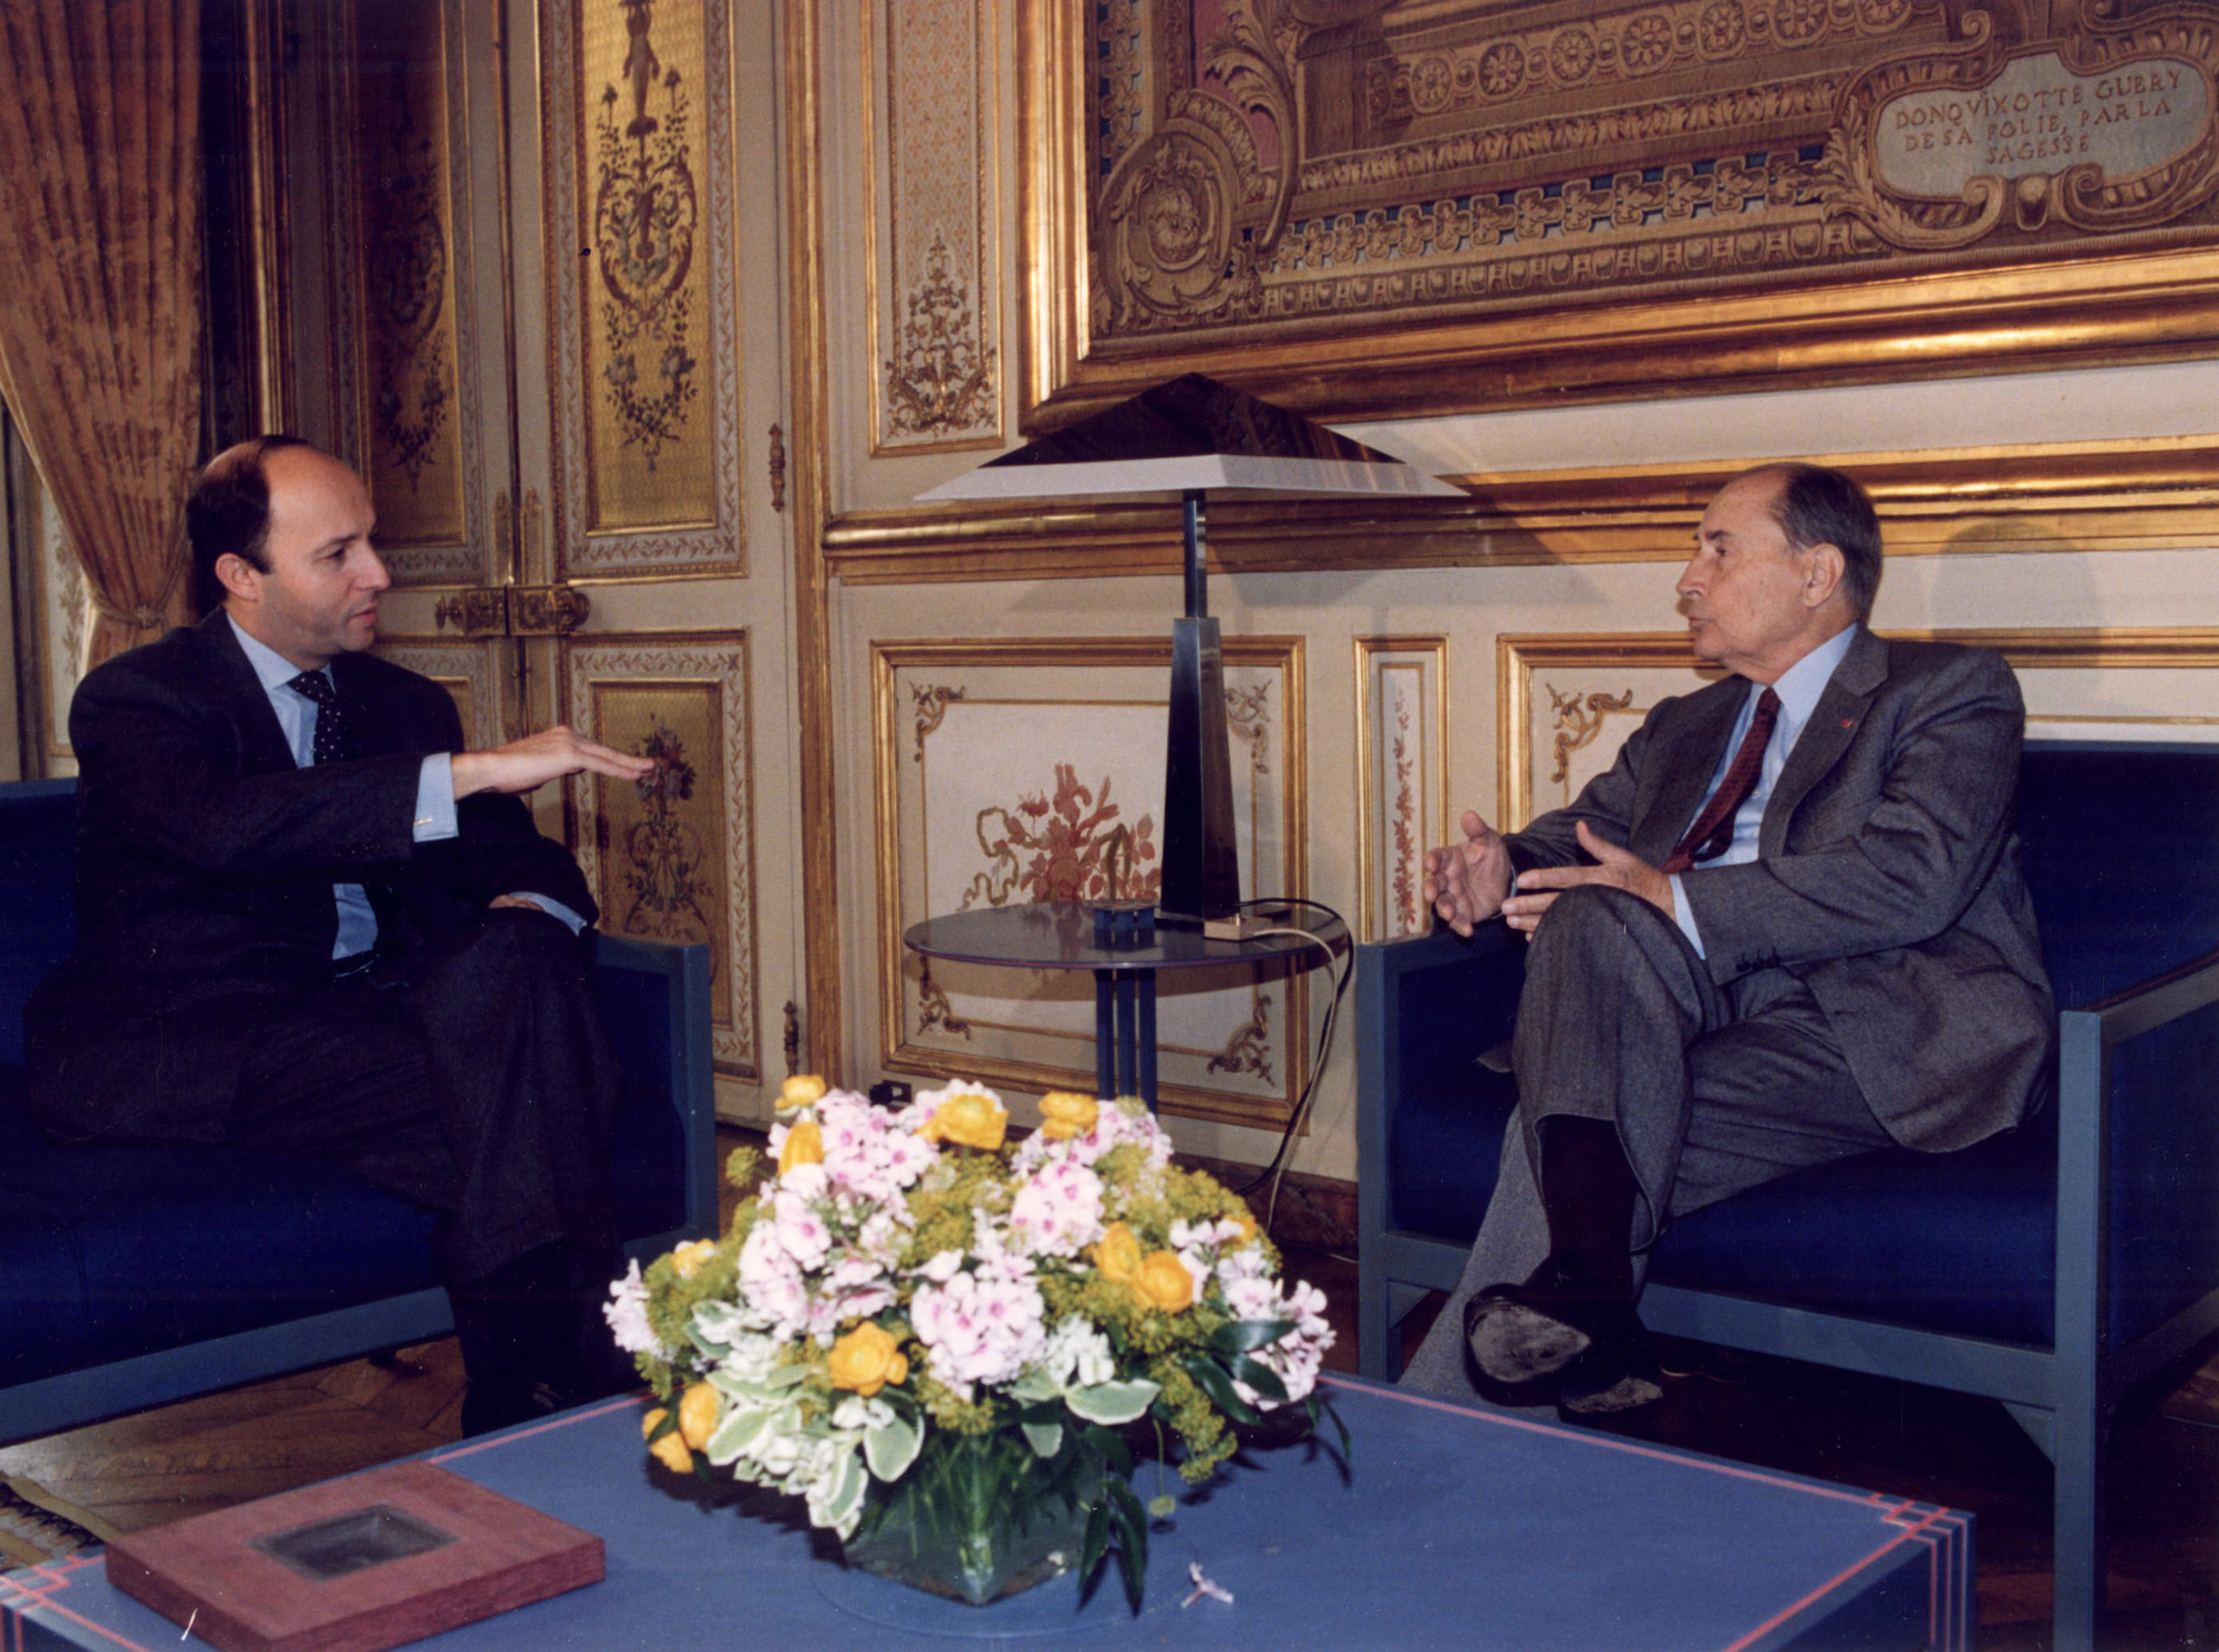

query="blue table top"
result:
[3,1375,1969,1651]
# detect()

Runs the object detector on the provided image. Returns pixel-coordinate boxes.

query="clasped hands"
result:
[1421,812,1672,938]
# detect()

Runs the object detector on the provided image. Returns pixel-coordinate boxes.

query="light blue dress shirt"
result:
[1664,622,1860,959]
[228,615,585,959]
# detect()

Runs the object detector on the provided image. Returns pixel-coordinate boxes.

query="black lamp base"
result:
[1160,615,1240,927]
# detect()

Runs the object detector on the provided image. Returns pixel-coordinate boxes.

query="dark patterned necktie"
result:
[1662,686,1781,875]
[288,670,356,764]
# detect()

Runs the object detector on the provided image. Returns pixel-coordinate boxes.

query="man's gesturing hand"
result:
[451,726,657,798]
[1500,820,1672,933]
[1421,810,1515,938]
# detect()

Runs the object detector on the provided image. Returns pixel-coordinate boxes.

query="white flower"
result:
[1008,1160,1106,1259]
[1230,1277,1336,1409]
[918,1247,965,1283]
[602,1260,663,1356]
[737,1220,810,1339]
[911,1265,1048,1393]
[1031,1315,1117,1392]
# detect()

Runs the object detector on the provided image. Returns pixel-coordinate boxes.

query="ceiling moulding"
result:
[1017,2,2219,431]
[823,437,2219,584]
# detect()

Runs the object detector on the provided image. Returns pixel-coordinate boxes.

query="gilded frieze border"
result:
[824,437,2219,584]
[1498,627,2219,829]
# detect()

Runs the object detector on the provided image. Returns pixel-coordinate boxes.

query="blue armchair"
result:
[1357,739,2219,1652]
[0,777,719,1446]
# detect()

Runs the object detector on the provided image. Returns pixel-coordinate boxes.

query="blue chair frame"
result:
[1357,740,2219,1652]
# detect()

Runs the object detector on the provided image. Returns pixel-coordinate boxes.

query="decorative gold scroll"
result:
[1020,0,2219,423]
[543,0,744,577]
[329,0,484,583]
[563,633,760,1076]
[866,0,1003,453]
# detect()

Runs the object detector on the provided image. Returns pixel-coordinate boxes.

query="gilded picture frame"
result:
[1019,1,2219,426]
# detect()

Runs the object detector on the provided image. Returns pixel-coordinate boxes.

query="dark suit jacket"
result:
[26,610,596,1146]
[1506,628,2053,1153]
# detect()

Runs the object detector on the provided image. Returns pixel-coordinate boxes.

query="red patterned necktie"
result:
[1661,687,1781,875]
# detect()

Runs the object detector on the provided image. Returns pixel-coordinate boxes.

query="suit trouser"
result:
[1400,884,1894,1402]
[227,907,622,1291]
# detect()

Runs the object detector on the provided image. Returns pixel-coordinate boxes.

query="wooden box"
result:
[102,1459,603,1652]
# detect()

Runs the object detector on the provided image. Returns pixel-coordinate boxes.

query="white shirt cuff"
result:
[1669,873,1706,958]
[412,755,459,842]
[504,894,589,934]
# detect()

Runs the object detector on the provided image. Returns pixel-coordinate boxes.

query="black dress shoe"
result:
[1555,1324,1663,1416]
[1463,1258,1631,1385]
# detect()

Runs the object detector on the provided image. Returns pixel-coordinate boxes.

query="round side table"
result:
[902,901,1346,1109]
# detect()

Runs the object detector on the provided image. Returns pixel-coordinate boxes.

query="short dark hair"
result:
[185,434,316,614]
[1744,462,1884,621]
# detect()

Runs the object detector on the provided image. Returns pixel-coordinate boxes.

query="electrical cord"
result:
[1223,898,1354,1235]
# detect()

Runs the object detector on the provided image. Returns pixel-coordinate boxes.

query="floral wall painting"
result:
[544,0,744,576]
[564,634,759,1078]
[874,638,1308,1131]
[1031,1,2219,415]
[1499,629,2219,833]
[1353,637,1448,943]
[867,0,1003,453]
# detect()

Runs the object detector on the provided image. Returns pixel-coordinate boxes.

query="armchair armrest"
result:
[592,934,718,1255]
[2057,944,2219,1371]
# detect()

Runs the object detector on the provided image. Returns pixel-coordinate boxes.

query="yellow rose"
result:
[669,1239,717,1279]
[642,1406,693,1473]
[1092,1222,1143,1285]
[778,1119,824,1176]
[1232,1210,1259,1246]
[828,1323,909,1398]
[922,1089,1008,1151]
[1037,1091,1099,1141]
[778,1074,829,1111]
[677,1382,721,1450]
[1137,1251,1194,1313]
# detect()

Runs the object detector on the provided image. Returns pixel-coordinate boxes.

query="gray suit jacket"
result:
[1506,627,2053,1152]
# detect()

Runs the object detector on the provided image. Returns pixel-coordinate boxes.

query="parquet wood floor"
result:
[5,1130,2216,1649]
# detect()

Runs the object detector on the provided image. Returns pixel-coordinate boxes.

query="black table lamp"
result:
[918,374,1461,935]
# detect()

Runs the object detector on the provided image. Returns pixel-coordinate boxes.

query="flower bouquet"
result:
[606,1076,1341,1608]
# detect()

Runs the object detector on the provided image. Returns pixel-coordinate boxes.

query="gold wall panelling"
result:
[1017,3,2219,426]
[1498,627,2219,830]
[823,437,2219,582]
[871,636,1308,1132]
[563,631,761,1080]
[432,584,592,637]
[1353,637,1449,946]
[864,0,1004,453]
[371,634,506,754]
[322,0,487,583]
[542,0,746,579]
[786,0,843,1079]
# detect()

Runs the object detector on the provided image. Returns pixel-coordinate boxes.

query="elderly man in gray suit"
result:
[1404,463,2053,1415]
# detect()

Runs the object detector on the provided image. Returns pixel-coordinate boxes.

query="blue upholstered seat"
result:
[1358,739,2219,1652]
[0,777,714,1441]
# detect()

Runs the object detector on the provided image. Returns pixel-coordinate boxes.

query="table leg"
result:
[1137,969,1157,1111]
[1116,972,1139,1102]
[1094,970,1115,1100]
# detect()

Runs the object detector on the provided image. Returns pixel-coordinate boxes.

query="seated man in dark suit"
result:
[26,435,657,1434]
[1404,463,2053,1415]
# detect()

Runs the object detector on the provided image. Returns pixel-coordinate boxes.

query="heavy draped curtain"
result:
[0,0,204,668]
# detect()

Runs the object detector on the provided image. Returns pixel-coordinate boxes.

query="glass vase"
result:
[840,1428,1102,1605]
